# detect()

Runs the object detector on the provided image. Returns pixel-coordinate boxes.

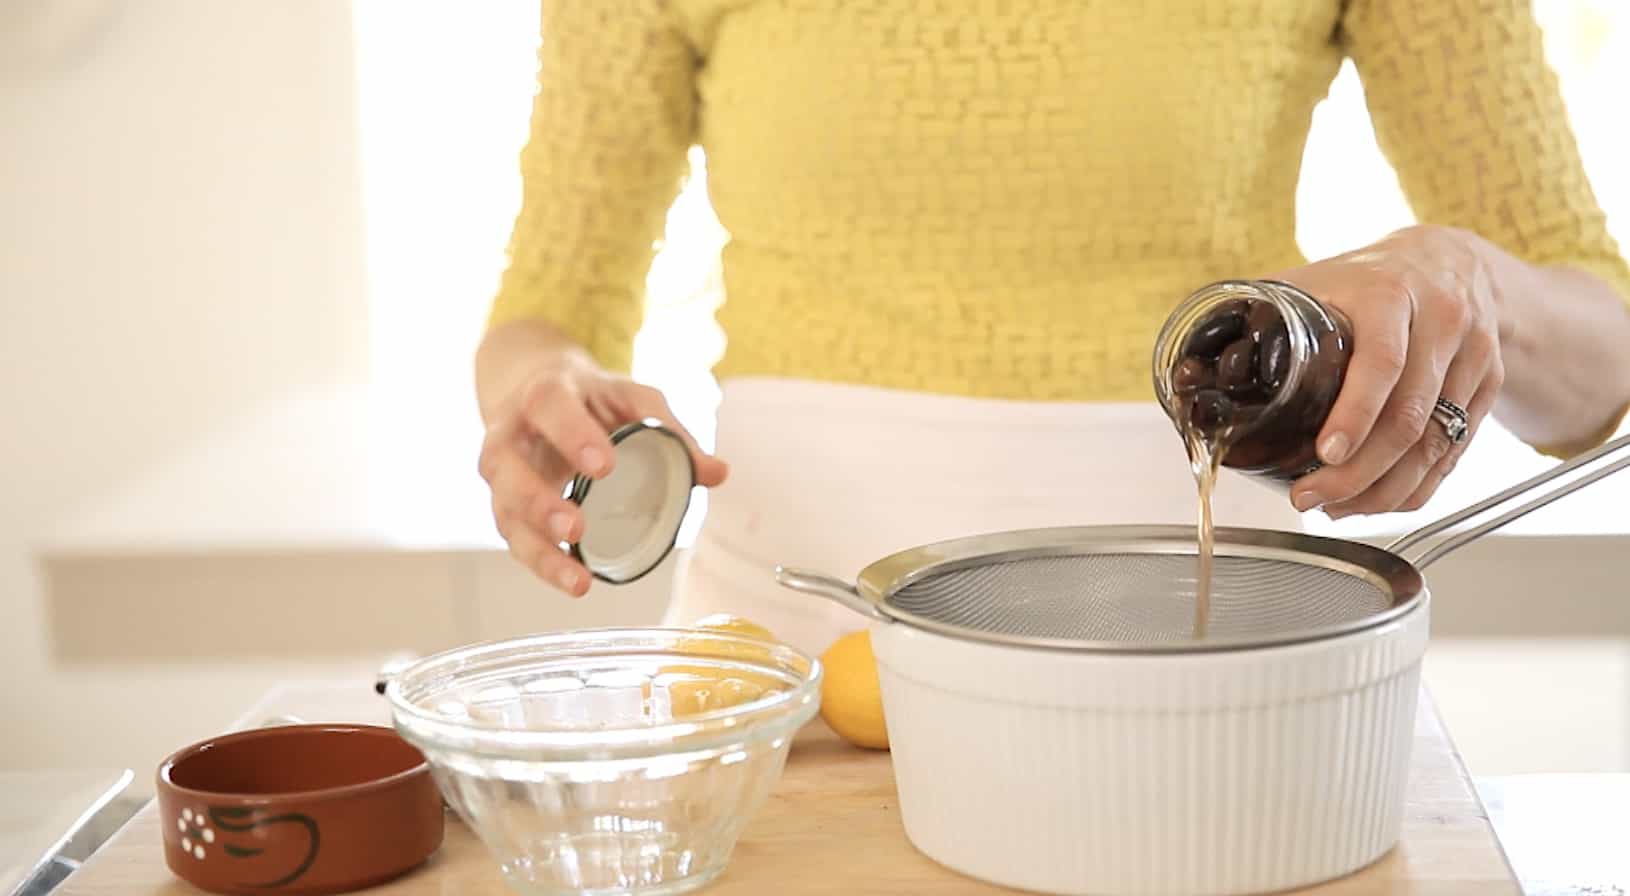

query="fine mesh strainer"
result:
[777,432,1630,653]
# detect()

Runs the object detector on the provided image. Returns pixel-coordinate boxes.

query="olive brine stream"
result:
[1172,297,1295,638]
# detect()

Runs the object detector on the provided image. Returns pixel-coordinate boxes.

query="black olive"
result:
[1217,338,1258,396]
[1182,309,1248,360]
[1246,300,1280,343]
[1189,389,1234,432]
[1258,321,1290,391]
[1173,357,1215,394]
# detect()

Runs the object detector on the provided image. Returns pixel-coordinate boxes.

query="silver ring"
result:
[1432,397,1470,445]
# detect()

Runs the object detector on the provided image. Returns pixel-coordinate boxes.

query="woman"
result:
[475,1,1630,654]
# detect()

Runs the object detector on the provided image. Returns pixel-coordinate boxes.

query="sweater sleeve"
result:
[1341,0,1630,456]
[487,0,699,373]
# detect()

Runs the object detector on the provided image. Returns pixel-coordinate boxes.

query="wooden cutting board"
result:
[59,683,1519,895]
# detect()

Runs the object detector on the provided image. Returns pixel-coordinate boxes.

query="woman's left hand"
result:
[1271,225,1509,518]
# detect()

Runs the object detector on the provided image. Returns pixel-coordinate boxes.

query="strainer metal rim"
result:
[779,435,1628,655]
[851,525,1427,655]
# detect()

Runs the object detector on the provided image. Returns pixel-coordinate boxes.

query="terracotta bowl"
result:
[156,724,443,895]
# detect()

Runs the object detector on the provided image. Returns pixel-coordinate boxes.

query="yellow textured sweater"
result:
[490,0,1630,410]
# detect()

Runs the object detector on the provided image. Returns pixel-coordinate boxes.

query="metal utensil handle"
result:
[1387,432,1630,569]
[774,566,890,622]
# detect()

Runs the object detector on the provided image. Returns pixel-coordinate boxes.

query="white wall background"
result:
[1,0,369,529]
[0,0,375,772]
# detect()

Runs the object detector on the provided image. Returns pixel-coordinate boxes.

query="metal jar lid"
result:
[563,420,697,584]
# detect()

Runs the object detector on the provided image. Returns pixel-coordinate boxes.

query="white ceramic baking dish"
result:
[777,433,1629,895]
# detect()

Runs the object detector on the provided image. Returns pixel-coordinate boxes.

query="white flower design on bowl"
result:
[177,807,216,860]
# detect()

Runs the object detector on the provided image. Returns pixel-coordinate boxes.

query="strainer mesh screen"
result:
[887,553,1392,643]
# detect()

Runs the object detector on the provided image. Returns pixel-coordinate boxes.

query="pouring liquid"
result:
[1180,424,1235,639]
[1162,293,1301,638]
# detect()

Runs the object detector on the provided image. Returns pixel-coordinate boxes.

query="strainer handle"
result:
[774,566,890,622]
[1386,432,1630,569]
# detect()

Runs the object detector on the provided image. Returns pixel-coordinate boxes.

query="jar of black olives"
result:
[1152,279,1355,485]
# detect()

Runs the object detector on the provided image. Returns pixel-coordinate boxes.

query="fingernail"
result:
[579,447,609,477]
[1293,490,1324,512]
[558,568,582,592]
[1319,433,1351,466]
[547,512,573,542]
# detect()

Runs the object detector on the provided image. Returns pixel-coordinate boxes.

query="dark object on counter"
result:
[373,655,418,695]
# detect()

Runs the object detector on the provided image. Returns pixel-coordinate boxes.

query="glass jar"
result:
[1152,279,1354,486]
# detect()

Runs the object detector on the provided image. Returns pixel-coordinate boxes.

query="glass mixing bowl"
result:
[384,628,821,896]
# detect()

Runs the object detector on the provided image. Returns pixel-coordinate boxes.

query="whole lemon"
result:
[819,630,889,750]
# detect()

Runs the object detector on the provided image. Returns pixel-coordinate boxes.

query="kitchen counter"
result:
[55,680,1520,895]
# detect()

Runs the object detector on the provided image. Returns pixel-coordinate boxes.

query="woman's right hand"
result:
[475,320,729,596]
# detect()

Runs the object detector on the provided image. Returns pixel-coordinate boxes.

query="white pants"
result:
[662,377,1305,656]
